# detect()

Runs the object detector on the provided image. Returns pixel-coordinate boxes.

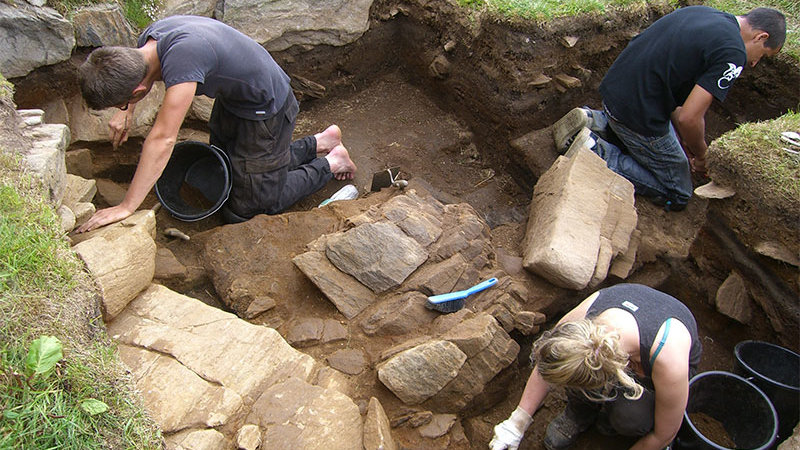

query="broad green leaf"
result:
[25,335,63,376]
[80,399,109,416]
[3,410,21,420]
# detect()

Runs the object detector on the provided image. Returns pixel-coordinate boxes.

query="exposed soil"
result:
[11,0,800,448]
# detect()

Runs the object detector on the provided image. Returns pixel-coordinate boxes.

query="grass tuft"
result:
[0,152,162,449]
[711,110,800,207]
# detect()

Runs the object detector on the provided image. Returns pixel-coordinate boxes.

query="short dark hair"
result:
[78,47,147,110]
[744,8,787,50]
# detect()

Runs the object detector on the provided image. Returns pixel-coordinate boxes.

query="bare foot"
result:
[325,144,356,180]
[315,124,342,156]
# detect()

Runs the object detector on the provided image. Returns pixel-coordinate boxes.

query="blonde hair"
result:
[532,319,643,402]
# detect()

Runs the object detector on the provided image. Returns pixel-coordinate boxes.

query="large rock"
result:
[295,190,498,319]
[73,220,156,320]
[430,313,519,410]
[159,0,216,18]
[62,174,96,209]
[109,284,321,402]
[20,121,69,206]
[522,147,636,290]
[66,82,165,143]
[715,271,752,323]
[325,221,429,293]
[223,0,373,51]
[116,343,244,432]
[364,397,397,450]
[377,340,467,405]
[293,249,378,319]
[109,285,361,447]
[247,376,363,449]
[165,428,229,450]
[360,291,438,336]
[72,3,136,47]
[0,3,75,78]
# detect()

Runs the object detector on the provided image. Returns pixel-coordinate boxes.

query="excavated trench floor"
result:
[112,70,759,450]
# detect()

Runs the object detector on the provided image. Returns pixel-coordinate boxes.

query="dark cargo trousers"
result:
[564,386,656,437]
[208,92,333,222]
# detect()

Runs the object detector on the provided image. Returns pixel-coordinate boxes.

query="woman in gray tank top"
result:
[490,283,701,450]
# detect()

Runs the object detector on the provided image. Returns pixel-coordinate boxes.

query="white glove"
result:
[489,406,533,450]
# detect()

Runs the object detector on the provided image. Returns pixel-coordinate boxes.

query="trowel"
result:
[370,167,405,191]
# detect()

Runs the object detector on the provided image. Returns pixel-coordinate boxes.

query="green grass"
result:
[47,0,160,29]
[0,148,162,448]
[457,0,673,21]
[458,0,799,62]
[711,110,800,205]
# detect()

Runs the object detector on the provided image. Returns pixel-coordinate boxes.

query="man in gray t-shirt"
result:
[77,16,356,231]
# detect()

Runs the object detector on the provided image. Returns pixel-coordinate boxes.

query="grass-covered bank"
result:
[711,110,800,207]
[459,0,799,62]
[0,78,162,449]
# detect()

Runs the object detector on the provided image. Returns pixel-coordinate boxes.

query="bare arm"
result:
[672,84,714,175]
[629,323,692,450]
[77,82,197,232]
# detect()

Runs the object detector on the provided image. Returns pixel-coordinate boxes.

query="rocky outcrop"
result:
[0,2,75,78]
[72,211,157,320]
[17,110,69,206]
[325,221,429,293]
[294,191,497,319]
[65,82,165,143]
[246,376,363,449]
[377,313,519,411]
[222,0,373,51]
[522,146,637,290]
[109,283,363,448]
[72,3,136,47]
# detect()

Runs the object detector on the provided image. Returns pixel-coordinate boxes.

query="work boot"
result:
[543,405,596,450]
[553,107,592,152]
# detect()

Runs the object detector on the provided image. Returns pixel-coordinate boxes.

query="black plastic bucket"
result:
[155,141,231,221]
[734,340,800,445]
[674,371,778,450]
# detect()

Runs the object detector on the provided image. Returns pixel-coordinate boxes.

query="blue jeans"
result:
[584,106,692,208]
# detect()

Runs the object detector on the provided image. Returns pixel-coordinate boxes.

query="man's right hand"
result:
[489,406,533,450]
[110,109,133,149]
[76,204,134,233]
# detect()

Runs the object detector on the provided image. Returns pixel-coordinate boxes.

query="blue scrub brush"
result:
[425,278,498,313]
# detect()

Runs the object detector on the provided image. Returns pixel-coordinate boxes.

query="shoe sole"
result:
[553,108,590,152]
[563,127,595,156]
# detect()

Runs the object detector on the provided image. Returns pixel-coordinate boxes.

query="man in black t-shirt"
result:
[552,6,785,211]
[76,16,357,231]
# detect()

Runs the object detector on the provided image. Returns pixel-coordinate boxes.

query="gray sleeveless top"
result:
[586,283,702,380]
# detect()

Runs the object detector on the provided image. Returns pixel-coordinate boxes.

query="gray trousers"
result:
[208,92,332,222]
[567,386,655,437]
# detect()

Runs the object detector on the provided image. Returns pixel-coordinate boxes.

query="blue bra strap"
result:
[649,318,672,367]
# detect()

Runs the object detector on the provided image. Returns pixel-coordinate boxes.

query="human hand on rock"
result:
[76,204,134,233]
